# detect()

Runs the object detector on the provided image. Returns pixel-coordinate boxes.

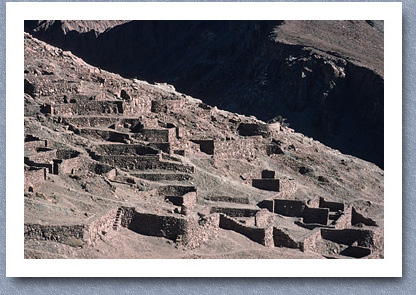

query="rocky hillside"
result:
[24,32,383,259]
[25,20,384,168]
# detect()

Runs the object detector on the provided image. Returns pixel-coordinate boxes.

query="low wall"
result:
[49,100,124,116]
[333,205,353,229]
[184,214,220,250]
[93,144,159,156]
[319,197,345,212]
[214,138,267,159]
[273,227,300,249]
[84,208,118,246]
[24,223,86,247]
[274,199,305,217]
[219,214,273,247]
[128,211,188,241]
[165,192,196,207]
[237,122,269,137]
[61,116,118,128]
[303,207,329,225]
[255,209,274,227]
[133,128,175,143]
[205,195,249,204]
[75,128,130,143]
[300,229,322,252]
[123,97,152,115]
[158,185,196,197]
[210,206,259,217]
[24,167,47,191]
[252,179,280,192]
[54,156,83,175]
[320,228,378,248]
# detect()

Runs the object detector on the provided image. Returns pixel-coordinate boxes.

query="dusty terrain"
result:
[25,20,384,167]
[23,22,384,259]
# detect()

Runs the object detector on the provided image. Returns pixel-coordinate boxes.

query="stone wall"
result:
[300,229,322,252]
[333,205,353,229]
[274,199,306,217]
[319,197,345,212]
[61,116,118,128]
[210,206,259,217]
[84,208,118,246]
[303,207,329,225]
[205,195,249,204]
[133,128,175,143]
[24,167,47,192]
[123,97,152,115]
[128,211,188,241]
[252,178,280,192]
[320,228,378,248]
[24,223,86,247]
[158,185,197,197]
[93,144,159,156]
[219,214,273,247]
[273,227,300,249]
[214,137,267,159]
[75,128,130,143]
[255,209,274,227]
[48,100,124,116]
[184,214,220,250]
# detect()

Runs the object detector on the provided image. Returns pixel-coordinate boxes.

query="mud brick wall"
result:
[24,223,86,246]
[84,208,118,246]
[214,138,268,159]
[210,206,259,217]
[274,199,306,217]
[184,214,220,250]
[219,214,273,247]
[24,167,47,191]
[128,211,188,242]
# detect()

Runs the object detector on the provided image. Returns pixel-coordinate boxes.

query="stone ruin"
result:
[24,88,381,258]
[23,33,383,259]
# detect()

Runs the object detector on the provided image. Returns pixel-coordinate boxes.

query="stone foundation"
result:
[219,214,273,247]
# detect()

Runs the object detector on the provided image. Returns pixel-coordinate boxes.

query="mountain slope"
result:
[25,20,384,168]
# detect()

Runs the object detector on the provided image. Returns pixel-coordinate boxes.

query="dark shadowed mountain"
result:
[25,20,384,168]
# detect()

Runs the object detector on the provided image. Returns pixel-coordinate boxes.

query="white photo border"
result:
[6,1,402,277]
